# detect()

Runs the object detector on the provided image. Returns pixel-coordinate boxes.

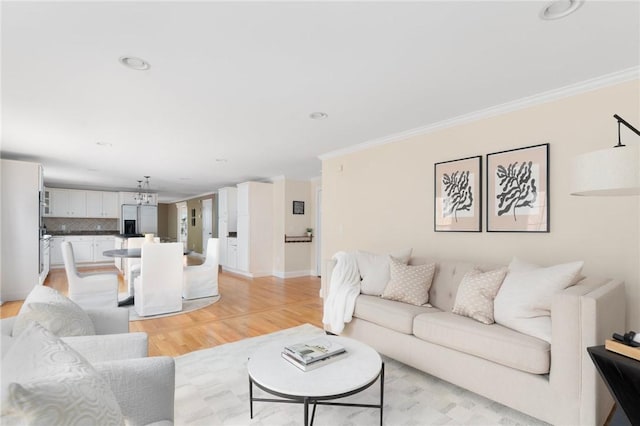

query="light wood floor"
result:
[0,262,324,357]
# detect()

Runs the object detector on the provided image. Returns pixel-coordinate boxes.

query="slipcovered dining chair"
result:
[126,237,145,289]
[183,238,219,300]
[134,242,183,317]
[61,241,119,309]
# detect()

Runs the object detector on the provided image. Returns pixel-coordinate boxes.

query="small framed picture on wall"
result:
[434,155,482,232]
[293,200,305,215]
[486,143,549,232]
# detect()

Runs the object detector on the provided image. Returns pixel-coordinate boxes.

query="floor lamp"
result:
[571,114,640,425]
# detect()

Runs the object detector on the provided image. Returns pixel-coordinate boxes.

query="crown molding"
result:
[319,67,640,160]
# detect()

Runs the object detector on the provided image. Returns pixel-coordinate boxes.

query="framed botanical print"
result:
[434,156,482,232]
[486,143,549,232]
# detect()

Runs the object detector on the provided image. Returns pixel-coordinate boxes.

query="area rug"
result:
[174,324,548,425]
[128,295,220,321]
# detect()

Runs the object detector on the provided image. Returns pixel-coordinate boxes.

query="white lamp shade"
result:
[570,145,640,196]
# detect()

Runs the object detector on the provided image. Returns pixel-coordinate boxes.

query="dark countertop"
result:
[48,230,121,236]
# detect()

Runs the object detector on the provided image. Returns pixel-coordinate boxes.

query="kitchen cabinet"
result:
[49,188,87,217]
[50,236,65,265]
[218,187,238,268]
[42,187,52,216]
[86,191,119,218]
[228,182,273,277]
[227,238,238,269]
[51,235,115,266]
[93,236,116,262]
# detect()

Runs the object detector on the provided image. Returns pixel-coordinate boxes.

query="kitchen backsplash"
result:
[44,218,119,232]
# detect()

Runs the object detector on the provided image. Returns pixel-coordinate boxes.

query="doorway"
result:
[201,198,213,256]
[315,187,322,277]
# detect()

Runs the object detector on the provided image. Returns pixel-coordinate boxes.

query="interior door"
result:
[201,198,213,256]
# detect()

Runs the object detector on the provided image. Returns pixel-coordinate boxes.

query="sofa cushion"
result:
[1,322,123,424]
[381,259,436,306]
[354,294,440,334]
[413,311,550,374]
[356,249,412,296]
[494,258,584,343]
[452,267,508,324]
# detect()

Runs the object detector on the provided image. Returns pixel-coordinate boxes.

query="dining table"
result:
[103,247,191,306]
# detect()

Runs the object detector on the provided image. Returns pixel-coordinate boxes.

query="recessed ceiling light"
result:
[309,112,328,120]
[96,141,112,147]
[215,158,228,163]
[119,56,150,71]
[540,0,583,20]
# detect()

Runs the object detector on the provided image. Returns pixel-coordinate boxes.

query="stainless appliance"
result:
[121,205,157,234]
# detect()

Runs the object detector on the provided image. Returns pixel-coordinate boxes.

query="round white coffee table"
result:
[248,335,384,425]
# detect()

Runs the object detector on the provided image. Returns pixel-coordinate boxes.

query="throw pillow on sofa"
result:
[356,249,412,296]
[1,322,123,425]
[452,267,508,324]
[381,257,436,306]
[493,257,584,343]
[12,285,95,338]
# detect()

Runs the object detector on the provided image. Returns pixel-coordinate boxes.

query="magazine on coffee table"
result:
[284,338,346,365]
[281,350,348,372]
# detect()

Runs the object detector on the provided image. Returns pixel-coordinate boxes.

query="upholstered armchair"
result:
[183,238,219,300]
[134,242,183,317]
[62,241,119,309]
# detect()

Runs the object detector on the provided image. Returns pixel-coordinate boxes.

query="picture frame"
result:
[293,200,305,215]
[486,143,549,233]
[434,155,482,232]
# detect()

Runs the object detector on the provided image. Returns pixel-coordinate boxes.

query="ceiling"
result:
[2,1,639,202]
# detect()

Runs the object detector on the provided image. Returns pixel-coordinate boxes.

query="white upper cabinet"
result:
[86,191,119,218]
[49,188,87,217]
[48,189,120,218]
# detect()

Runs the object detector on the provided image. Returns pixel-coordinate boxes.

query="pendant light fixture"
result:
[133,176,152,205]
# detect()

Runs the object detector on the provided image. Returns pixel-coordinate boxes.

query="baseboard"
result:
[272,270,316,279]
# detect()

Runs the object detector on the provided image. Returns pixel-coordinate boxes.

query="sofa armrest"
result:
[85,308,130,334]
[94,357,175,426]
[550,277,626,425]
[62,332,148,363]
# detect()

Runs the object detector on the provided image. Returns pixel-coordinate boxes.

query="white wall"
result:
[321,79,640,329]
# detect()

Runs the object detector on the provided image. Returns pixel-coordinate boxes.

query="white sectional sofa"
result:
[326,256,626,426]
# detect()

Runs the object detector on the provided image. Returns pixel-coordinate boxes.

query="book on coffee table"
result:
[281,350,348,372]
[284,338,346,365]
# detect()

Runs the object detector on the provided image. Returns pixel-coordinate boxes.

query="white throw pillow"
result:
[493,258,584,343]
[12,286,95,338]
[356,249,412,296]
[381,258,436,306]
[1,322,123,425]
[12,302,95,338]
[452,267,508,324]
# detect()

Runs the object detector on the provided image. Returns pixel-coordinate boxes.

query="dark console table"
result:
[587,345,640,425]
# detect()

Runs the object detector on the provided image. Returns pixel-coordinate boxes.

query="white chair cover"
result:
[134,242,183,317]
[183,238,219,300]
[61,241,119,309]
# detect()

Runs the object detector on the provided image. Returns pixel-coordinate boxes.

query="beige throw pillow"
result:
[452,267,508,324]
[381,258,436,306]
[356,249,412,296]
